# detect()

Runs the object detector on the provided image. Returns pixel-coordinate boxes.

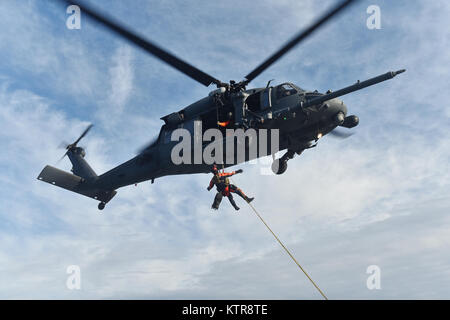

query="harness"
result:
[214,175,231,196]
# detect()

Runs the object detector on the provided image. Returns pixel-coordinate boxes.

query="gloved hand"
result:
[235,169,243,174]
[207,186,212,191]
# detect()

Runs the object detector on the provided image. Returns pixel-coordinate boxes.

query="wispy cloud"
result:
[0,0,449,299]
[98,45,134,127]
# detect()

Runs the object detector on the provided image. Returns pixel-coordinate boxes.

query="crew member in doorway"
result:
[207,164,254,211]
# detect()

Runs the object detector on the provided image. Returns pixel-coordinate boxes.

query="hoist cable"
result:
[231,177,328,300]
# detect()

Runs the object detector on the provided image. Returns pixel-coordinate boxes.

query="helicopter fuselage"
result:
[92,82,348,190]
[38,0,404,210]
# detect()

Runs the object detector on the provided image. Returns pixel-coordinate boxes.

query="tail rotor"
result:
[57,124,93,163]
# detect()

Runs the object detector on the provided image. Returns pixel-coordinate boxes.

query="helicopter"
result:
[37,0,405,210]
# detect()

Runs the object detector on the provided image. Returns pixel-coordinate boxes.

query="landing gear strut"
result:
[271,149,302,175]
[98,202,106,210]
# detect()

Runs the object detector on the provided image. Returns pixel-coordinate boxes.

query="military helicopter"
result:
[38,0,405,210]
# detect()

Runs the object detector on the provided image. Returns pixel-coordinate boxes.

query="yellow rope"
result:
[230,176,328,300]
[245,201,328,300]
[212,105,327,299]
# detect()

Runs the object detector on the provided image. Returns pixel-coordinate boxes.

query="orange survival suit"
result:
[207,165,254,211]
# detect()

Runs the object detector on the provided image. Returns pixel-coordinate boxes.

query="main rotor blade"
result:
[72,124,93,147]
[60,0,222,87]
[244,0,359,83]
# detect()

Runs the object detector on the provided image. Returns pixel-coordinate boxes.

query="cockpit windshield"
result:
[276,83,297,99]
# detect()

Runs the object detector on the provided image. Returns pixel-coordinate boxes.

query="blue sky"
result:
[0,0,449,299]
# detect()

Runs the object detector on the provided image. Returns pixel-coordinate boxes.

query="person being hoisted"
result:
[207,164,254,211]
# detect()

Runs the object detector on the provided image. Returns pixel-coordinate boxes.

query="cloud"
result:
[0,0,449,299]
[97,45,134,127]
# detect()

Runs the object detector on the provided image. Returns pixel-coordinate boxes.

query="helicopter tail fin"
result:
[62,147,98,180]
[37,165,116,204]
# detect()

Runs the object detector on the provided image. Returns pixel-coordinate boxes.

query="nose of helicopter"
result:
[326,98,347,117]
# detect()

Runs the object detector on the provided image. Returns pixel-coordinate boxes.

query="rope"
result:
[231,177,328,300]
[245,201,328,300]
[211,97,326,299]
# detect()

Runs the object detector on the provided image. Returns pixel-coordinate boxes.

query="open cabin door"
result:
[246,88,272,113]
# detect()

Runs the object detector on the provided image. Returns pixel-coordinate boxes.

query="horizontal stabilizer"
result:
[37,165,116,203]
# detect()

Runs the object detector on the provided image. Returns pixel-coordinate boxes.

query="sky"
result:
[0,0,449,299]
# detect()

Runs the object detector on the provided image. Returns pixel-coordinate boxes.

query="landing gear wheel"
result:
[98,202,105,210]
[272,159,288,175]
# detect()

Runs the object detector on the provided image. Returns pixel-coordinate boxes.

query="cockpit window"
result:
[276,83,297,99]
